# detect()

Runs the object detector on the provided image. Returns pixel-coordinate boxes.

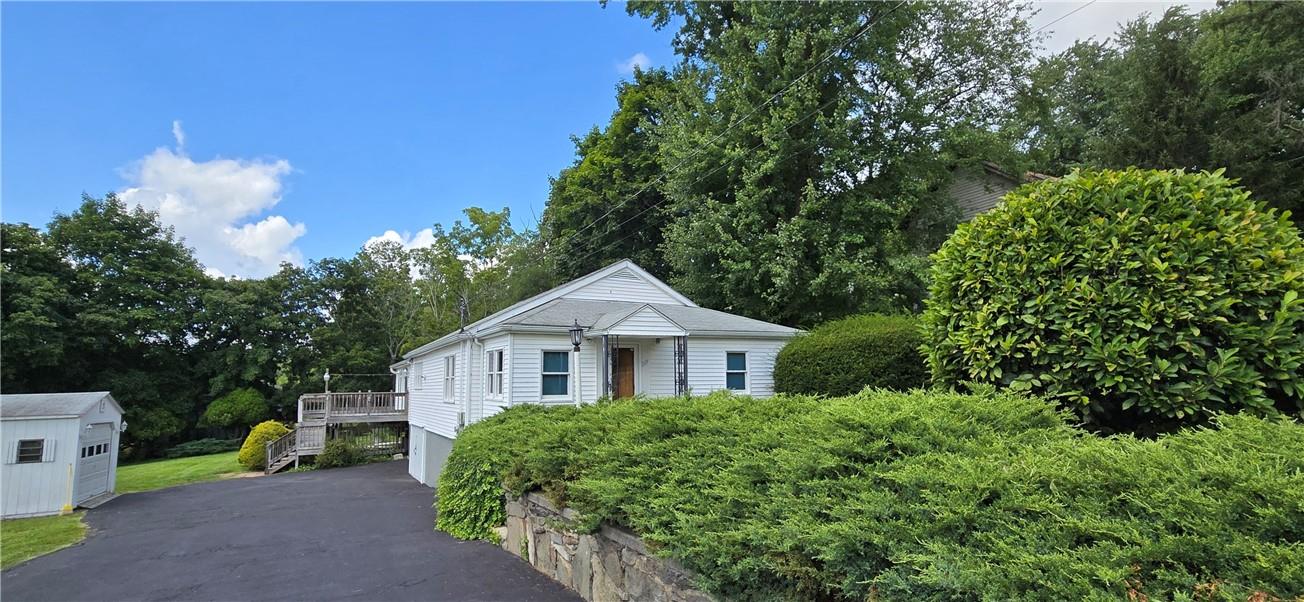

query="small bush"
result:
[163,438,241,459]
[774,314,928,395]
[237,420,290,470]
[923,168,1304,432]
[437,392,1304,600]
[200,388,269,430]
[315,439,364,469]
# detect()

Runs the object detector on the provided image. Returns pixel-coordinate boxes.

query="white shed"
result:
[1,392,124,518]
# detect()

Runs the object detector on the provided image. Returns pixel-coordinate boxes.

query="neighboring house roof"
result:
[0,391,121,419]
[397,259,797,364]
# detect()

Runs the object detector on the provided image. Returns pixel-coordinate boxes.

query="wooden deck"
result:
[267,391,408,473]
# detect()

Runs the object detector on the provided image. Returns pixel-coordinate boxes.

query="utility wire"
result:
[1033,0,1098,35]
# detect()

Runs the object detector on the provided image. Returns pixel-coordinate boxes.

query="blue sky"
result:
[2,2,674,276]
[2,1,1203,278]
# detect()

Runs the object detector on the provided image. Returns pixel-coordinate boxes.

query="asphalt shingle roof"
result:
[510,299,798,336]
[1,391,115,419]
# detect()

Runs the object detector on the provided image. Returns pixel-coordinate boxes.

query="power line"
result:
[1033,0,1098,35]
[553,0,910,253]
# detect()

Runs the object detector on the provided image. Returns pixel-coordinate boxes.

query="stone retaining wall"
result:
[496,491,713,602]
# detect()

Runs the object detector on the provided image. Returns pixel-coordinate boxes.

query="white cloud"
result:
[617,52,652,75]
[171,119,186,150]
[364,228,437,251]
[1031,1,1215,55]
[118,122,304,278]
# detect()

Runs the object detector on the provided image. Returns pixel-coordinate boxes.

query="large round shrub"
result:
[923,168,1304,431]
[237,420,290,470]
[200,388,269,431]
[774,314,928,395]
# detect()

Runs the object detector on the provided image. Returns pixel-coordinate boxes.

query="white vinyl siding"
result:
[405,342,465,438]
[562,268,682,305]
[686,337,785,397]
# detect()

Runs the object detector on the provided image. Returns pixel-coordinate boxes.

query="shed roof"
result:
[0,391,119,419]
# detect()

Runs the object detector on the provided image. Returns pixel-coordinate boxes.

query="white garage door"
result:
[75,423,113,503]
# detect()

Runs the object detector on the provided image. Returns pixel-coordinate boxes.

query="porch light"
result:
[569,319,584,352]
[324,369,331,393]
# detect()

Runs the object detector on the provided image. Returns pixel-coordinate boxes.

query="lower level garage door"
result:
[75,423,113,503]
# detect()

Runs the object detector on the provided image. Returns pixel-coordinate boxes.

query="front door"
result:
[614,348,635,399]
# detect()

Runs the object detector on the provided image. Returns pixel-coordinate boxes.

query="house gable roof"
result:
[0,391,122,420]
[593,304,688,336]
[401,260,695,359]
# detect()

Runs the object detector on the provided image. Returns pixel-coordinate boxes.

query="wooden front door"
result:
[614,348,635,399]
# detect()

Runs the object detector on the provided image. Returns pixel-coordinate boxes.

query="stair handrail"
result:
[265,428,297,474]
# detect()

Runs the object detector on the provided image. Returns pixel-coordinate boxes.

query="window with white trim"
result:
[443,355,457,402]
[486,349,505,397]
[541,351,570,397]
[17,439,44,464]
[413,360,425,390]
[726,352,748,391]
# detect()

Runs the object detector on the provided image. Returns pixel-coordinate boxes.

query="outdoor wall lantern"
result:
[570,319,584,352]
[324,368,331,393]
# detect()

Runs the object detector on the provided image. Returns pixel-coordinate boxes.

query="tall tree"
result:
[45,194,208,453]
[626,1,1034,325]
[542,68,676,281]
[1,223,76,391]
[1002,3,1304,220]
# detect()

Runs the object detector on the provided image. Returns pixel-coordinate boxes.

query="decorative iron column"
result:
[674,336,689,396]
[601,334,610,398]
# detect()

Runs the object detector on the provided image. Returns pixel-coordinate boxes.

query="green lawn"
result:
[115,450,247,493]
[1,513,87,569]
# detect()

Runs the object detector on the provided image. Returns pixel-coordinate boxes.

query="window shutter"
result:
[43,440,57,462]
[4,441,16,464]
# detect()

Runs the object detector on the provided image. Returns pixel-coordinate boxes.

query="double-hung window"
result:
[413,361,425,390]
[486,349,505,397]
[726,352,748,391]
[443,355,457,402]
[541,351,570,397]
[16,439,44,463]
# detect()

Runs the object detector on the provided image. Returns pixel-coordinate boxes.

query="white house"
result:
[1,392,124,518]
[391,260,800,486]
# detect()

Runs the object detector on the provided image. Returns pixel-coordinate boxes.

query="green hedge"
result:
[774,314,928,395]
[923,168,1304,432]
[436,392,1304,600]
[315,439,365,469]
[163,438,241,459]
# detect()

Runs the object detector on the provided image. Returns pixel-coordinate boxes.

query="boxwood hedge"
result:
[774,314,928,395]
[923,168,1304,432]
[237,420,289,470]
[436,392,1304,600]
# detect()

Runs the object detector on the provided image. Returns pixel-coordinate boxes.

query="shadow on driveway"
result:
[2,461,579,601]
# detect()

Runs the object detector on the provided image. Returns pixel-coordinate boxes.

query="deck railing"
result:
[298,391,407,423]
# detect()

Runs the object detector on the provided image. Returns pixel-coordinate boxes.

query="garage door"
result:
[75,423,113,503]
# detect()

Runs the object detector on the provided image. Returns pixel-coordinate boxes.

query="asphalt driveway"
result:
[2,461,579,601]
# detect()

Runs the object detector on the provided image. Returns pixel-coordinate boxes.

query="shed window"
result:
[486,349,505,397]
[542,351,570,396]
[16,439,44,464]
[443,355,457,402]
[726,352,748,391]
